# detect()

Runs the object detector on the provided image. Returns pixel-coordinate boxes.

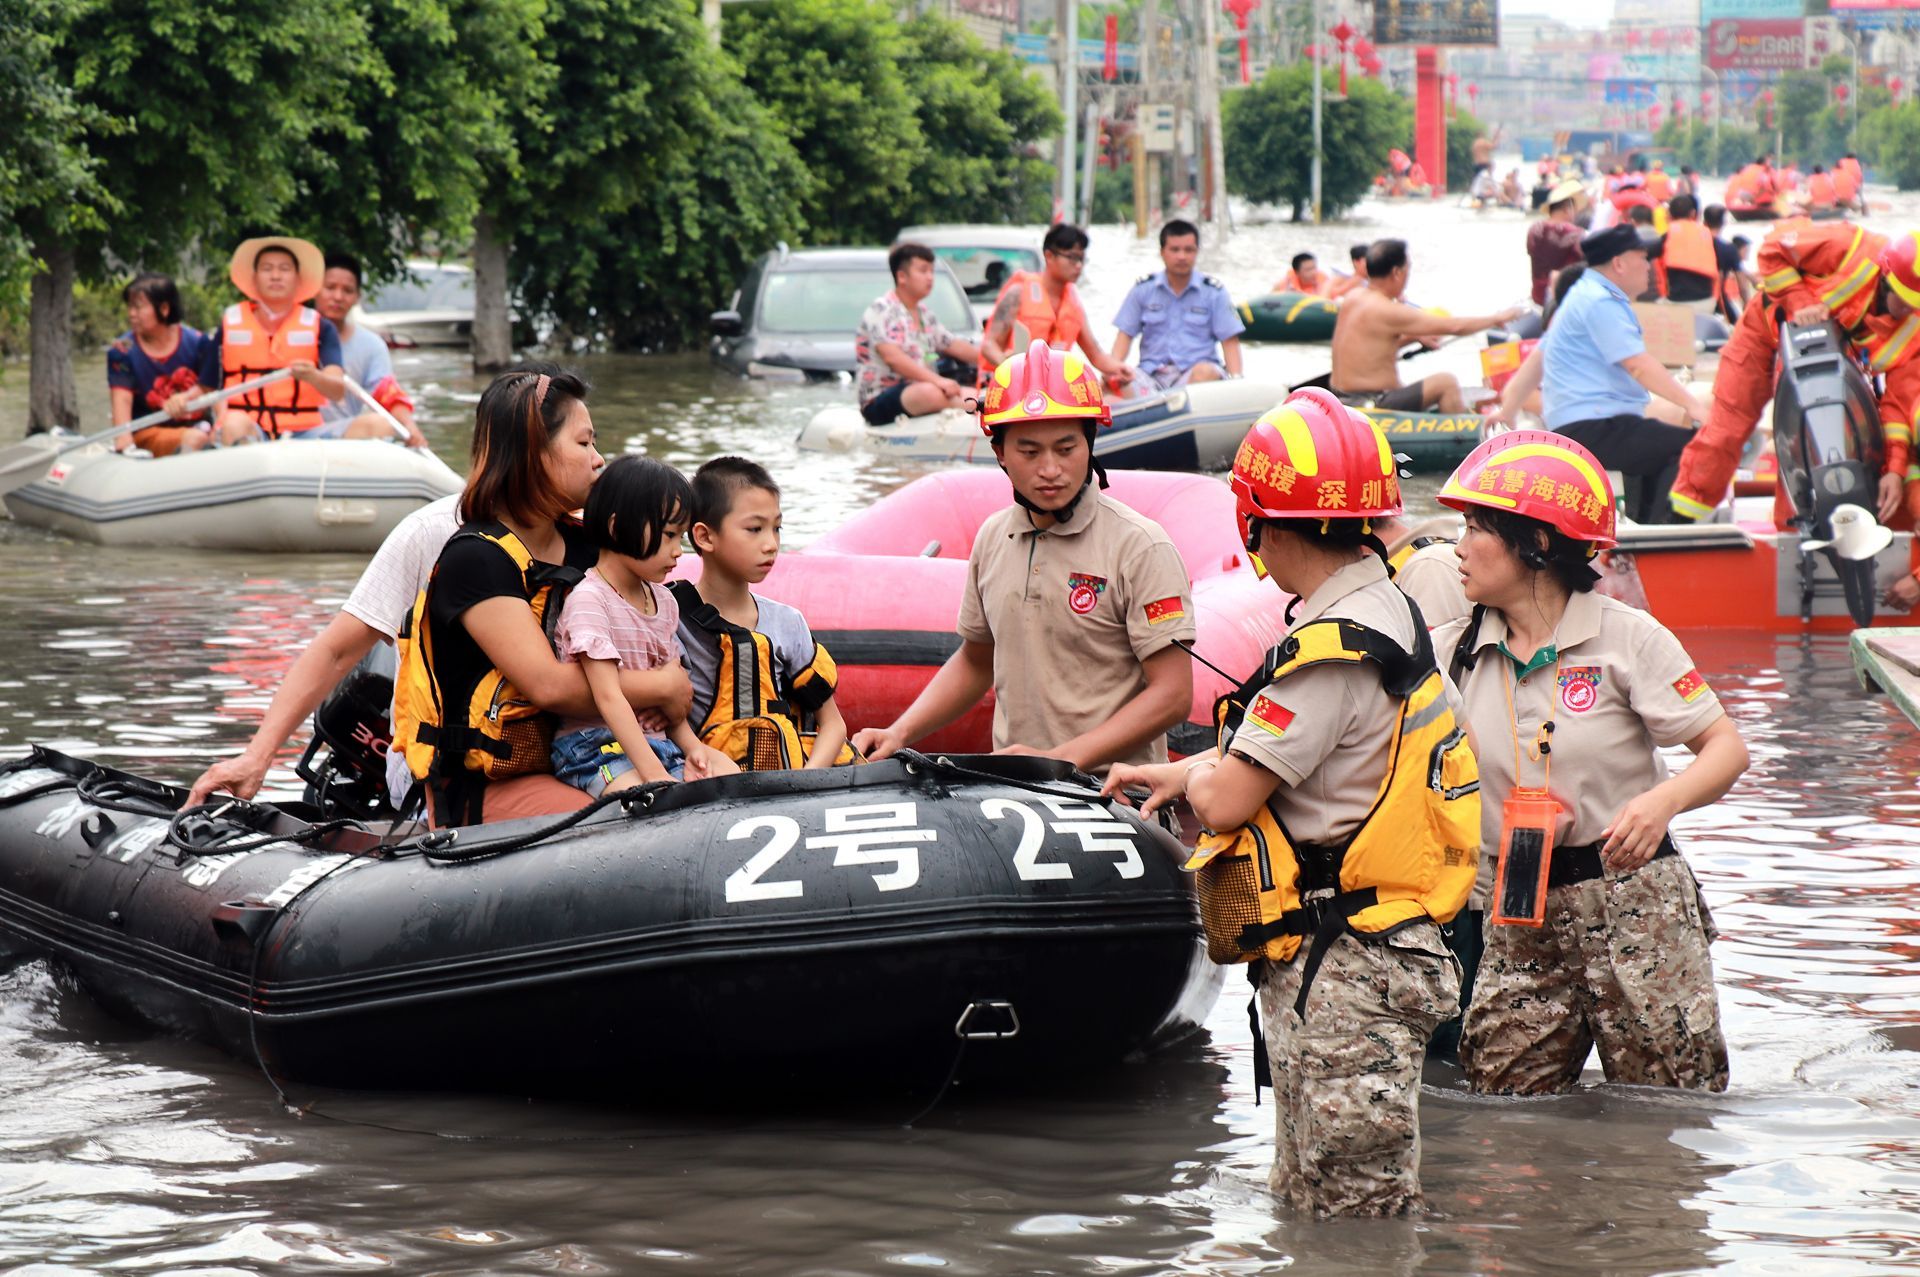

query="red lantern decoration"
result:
[1223,0,1258,86]
[1650,104,1663,129]
[1835,81,1849,122]
[1760,87,1774,129]
[1651,28,1667,49]
[1330,17,1354,96]
[1893,75,1905,101]
[1102,14,1118,81]
[1446,72,1458,107]
[1700,88,1711,113]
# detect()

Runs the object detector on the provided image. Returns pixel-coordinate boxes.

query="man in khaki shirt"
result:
[854,341,1195,770]
[1380,513,1470,630]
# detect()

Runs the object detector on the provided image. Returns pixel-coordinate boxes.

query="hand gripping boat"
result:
[0,748,1220,1097]
[2,439,463,553]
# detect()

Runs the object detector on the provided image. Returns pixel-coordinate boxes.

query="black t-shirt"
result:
[426,519,596,715]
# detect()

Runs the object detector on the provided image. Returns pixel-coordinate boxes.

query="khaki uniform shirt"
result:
[1227,556,1430,846]
[958,492,1196,765]
[1385,516,1469,631]
[1434,590,1725,900]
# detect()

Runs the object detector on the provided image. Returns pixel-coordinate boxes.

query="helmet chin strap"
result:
[1003,424,1109,523]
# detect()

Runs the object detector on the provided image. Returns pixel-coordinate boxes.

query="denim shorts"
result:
[551,726,684,796]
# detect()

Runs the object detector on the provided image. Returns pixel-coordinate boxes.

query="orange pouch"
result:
[1491,787,1560,927]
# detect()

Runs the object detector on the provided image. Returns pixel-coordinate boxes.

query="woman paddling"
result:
[1433,431,1748,1094]
[106,274,217,457]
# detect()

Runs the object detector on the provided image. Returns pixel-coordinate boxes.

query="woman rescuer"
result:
[1105,388,1481,1218]
[1432,430,1748,1094]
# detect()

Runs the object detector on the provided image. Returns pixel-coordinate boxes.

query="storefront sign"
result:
[1706,18,1806,70]
[1372,0,1497,47]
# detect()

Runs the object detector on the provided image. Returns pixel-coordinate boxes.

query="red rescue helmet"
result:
[1230,388,1402,553]
[980,339,1111,437]
[1878,231,1920,309]
[1437,429,1617,550]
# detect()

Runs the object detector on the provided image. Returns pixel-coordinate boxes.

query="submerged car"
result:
[710,246,975,380]
[357,260,476,348]
[894,225,1044,320]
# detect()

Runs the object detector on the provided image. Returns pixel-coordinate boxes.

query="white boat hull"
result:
[797,380,1285,471]
[3,439,464,553]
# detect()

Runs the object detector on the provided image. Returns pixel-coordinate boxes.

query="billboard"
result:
[1372,0,1498,47]
[1706,18,1806,70]
[1701,0,1804,18]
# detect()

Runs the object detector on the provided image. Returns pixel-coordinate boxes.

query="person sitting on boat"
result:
[670,455,853,771]
[1485,224,1705,526]
[854,242,983,426]
[1670,220,1920,526]
[391,367,665,827]
[1500,168,1526,210]
[106,273,216,458]
[1644,161,1673,203]
[1275,251,1334,298]
[852,340,1196,771]
[311,253,427,446]
[1100,391,1479,1216]
[183,366,691,814]
[1528,181,1587,307]
[1109,219,1244,394]
[1650,195,1740,317]
[1797,166,1840,216]
[204,236,349,445]
[1724,159,1773,218]
[1328,238,1523,414]
[1328,242,1371,300]
[547,456,732,795]
[1838,153,1865,211]
[978,223,1133,394]
[1434,432,1747,1098]
[1469,168,1500,208]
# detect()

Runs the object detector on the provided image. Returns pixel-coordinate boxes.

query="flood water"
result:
[4,187,1920,1273]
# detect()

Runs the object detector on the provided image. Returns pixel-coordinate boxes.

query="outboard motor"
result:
[294,643,397,819]
[1773,320,1889,626]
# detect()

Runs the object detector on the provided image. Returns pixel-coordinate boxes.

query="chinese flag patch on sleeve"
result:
[1671,669,1709,704]
[1143,595,1186,626]
[1245,693,1296,738]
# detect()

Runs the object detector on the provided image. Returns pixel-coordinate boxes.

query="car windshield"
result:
[757,267,973,334]
[364,268,474,312]
[931,246,1042,301]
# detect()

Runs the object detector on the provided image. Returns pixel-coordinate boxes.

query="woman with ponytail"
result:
[1433,430,1748,1096]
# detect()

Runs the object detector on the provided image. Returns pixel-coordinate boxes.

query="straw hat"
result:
[228,235,325,303]
[1547,179,1588,209]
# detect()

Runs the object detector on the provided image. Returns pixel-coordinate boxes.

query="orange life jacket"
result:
[1856,311,1920,374]
[1659,219,1719,291]
[219,302,328,437]
[1834,165,1860,203]
[1840,156,1864,189]
[993,271,1086,351]
[1281,270,1333,298]
[1726,167,1765,210]
[1645,171,1672,201]
[1808,173,1838,207]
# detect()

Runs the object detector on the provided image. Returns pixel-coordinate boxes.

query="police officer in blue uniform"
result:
[1111,219,1245,393]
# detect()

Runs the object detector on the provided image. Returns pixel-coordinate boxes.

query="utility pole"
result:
[1058,0,1078,222]
[701,0,720,43]
[1197,0,1229,237]
[1311,0,1324,222]
[1140,0,1157,230]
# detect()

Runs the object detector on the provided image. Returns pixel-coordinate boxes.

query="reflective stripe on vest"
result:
[220,302,328,437]
[1185,613,1481,1011]
[1860,314,1920,373]
[1817,227,1883,328]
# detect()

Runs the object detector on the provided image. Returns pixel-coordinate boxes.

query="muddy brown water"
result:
[2,191,1920,1273]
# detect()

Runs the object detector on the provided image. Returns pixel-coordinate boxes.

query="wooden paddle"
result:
[0,370,292,495]
[342,377,421,446]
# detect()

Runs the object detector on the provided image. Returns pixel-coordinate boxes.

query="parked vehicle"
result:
[893,225,1044,320]
[355,260,476,348]
[710,246,975,380]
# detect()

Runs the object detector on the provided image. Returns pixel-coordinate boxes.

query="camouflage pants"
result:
[1257,922,1459,1218]
[1461,855,1729,1095]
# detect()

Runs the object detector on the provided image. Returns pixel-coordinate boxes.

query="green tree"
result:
[1223,60,1410,220]
[0,0,117,383]
[510,64,809,349]
[283,0,548,290]
[725,0,926,244]
[891,13,1061,227]
[1775,71,1828,165]
[20,0,375,432]
[1861,100,1920,189]
[1445,106,1487,193]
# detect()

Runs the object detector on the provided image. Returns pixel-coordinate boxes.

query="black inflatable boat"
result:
[0,748,1220,1098]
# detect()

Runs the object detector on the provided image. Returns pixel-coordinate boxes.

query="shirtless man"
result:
[1328,239,1524,414]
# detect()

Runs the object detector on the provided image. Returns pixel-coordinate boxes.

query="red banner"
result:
[1103,15,1118,81]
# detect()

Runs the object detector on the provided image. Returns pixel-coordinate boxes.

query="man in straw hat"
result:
[205,235,347,445]
[1527,179,1588,306]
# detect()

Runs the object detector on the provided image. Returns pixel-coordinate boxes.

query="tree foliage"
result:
[1653,119,1763,178]
[284,0,548,286]
[1223,61,1411,219]
[1861,100,1920,190]
[725,0,925,243]
[1445,106,1487,193]
[0,0,117,283]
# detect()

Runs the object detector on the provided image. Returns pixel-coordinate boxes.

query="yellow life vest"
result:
[1185,610,1481,1016]
[1387,534,1454,577]
[667,582,856,771]
[391,521,584,823]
